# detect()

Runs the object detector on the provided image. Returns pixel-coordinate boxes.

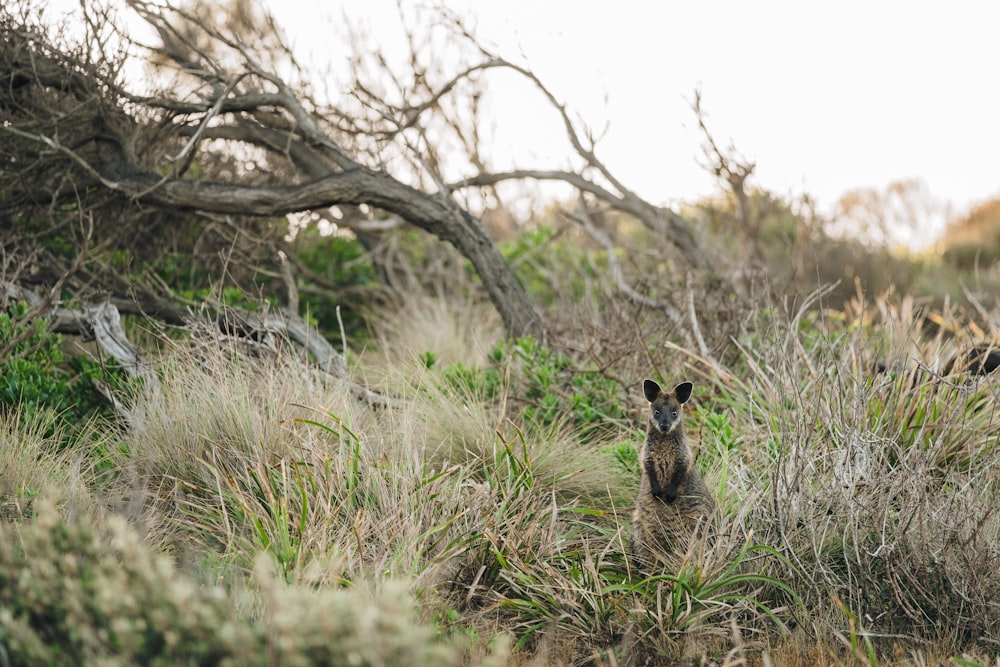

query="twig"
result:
[335,305,348,370]
[686,273,711,359]
[562,207,692,350]
[3,126,124,191]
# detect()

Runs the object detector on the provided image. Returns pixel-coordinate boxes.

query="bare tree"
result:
[833,178,946,250]
[691,89,763,260]
[1,0,705,341]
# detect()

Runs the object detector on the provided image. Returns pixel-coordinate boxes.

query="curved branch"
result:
[112,168,442,224]
[451,169,701,257]
[177,123,339,176]
[393,58,505,130]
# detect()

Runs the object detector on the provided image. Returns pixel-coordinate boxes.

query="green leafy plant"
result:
[441,360,502,399]
[493,336,627,442]
[290,409,368,510]
[833,595,879,667]
[0,301,133,439]
[609,440,640,476]
[499,226,605,305]
[295,230,379,340]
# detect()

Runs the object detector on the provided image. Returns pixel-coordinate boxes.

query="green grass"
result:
[3,287,1000,665]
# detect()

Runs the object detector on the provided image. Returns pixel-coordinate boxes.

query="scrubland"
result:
[3,231,1000,667]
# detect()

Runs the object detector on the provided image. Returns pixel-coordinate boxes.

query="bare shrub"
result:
[687,288,1000,657]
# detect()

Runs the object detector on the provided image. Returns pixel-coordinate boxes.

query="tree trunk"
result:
[112,167,544,340]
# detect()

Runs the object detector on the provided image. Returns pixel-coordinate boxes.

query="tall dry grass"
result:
[4,282,1000,665]
[678,288,1000,662]
[86,299,649,663]
[0,408,97,520]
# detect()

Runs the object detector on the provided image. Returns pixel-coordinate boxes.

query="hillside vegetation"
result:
[4,2,1000,663]
[3,221,1000,665]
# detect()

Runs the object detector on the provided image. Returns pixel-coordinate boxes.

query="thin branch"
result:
[3,126,125,191]
[451,168,701,258]
[495,57,638,201]
[277,250,299,315]
[561,207,694,351]
[394,59,505,133]
[451,169,651,222]
[165,73,249,177]
[685,273,711,360]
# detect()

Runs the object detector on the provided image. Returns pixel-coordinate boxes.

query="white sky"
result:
[278,0,999,243]
[36,0,1000,244]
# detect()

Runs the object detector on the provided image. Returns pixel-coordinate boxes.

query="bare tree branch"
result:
[561,206,694,351]
[693,88,757,242]
[1,8,545,340]
[452,169,702,259]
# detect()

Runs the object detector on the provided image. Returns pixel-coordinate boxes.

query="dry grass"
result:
[684,289,1000,662]
[363,285,503,372]
[0,408,96,520]
[4,284,1000,665]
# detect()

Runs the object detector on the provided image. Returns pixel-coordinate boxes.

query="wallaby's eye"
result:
[653,408,661,418]
[671,409,678,418]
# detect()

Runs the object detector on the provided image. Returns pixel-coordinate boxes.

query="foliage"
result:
[495,336,628,442]
[0,301,130,438]
[0,499,467,667]
[7,3,1000,663]
[441,360,504,400]
[941,197,1000,269]
[425,334,627,443]
[499,226,606,306]
[509,336,628,440]
[293,229,380,340]
[5,286,1000,665]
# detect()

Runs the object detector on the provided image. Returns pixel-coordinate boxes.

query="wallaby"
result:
[630,379,715,569]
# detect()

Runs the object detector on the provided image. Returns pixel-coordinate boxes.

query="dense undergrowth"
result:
[3,237,1000,665]
[5,4,1000,663]
[1,298,997,665]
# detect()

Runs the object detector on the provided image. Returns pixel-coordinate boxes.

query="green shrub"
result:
[495,336,627,442]
[0,302,131,438]
[441,360,503,399]
[295,229,379,340]
[499,227,605,305]
[0,499,468,667]
[428,335,627,443]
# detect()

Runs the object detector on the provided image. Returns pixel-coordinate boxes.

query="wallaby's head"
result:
[643,379,693,435]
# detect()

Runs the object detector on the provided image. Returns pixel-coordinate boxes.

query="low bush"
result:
[0,498,472,667]
[0,301,135,441]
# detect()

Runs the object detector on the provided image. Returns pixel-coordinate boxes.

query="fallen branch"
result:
[3,282,401,414]
[3,283,150,381]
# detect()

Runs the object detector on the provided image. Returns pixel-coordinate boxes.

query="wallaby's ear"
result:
[643,379,661,403]
[674,381,693,404]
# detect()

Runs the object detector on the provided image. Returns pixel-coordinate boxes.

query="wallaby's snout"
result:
[651,399,680,434]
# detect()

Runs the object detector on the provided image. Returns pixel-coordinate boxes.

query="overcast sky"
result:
[277,0,999,243]
[38,0,1000,244]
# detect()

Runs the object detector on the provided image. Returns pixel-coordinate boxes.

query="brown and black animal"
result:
[630,379,715,569]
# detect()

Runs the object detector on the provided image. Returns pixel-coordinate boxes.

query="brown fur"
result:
[630,379,715,569]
